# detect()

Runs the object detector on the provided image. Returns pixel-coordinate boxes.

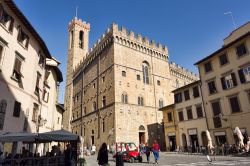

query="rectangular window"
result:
[184,90,190,101]
[174,93,182,103]
[157,80,161,85]
[38,52,45,68]
[178,111,184,121]
[35,72,41,95]
[32,103,39,122]
[186,108,193,120]
[167,112,172,122]
[42,90,49,102]
[137,75,141,80]
[208,80,217,94]
[122,71,126,77]
[12,56,23,82]
[13,101,21,117]
[204,61,212,73]
[196,105,203,118]
[193,86,200,98]
[229,96,241,113]
[221,73,237,89]
[219,54,228,66]
[236,43,247,57]
[238,65,250,83]
[0,5,14,32]
[211,101,222,128]
[17,27,29,48]
[102,119,105,133]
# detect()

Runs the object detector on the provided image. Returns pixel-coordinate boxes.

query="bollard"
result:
[115,152,124,166]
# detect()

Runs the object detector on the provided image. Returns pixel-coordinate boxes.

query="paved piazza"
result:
[85,153,250,166]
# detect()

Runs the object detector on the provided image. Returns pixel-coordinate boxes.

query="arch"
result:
[79,30,84,48]
[0,100,7,130]
[138,125,145,131]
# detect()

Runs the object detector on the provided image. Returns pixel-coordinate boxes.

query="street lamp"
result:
[224,11,236,29]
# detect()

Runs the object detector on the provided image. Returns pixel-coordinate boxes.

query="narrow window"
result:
[32,103,39,122]
[159,99,163,108]
[219,54,228,66]
[38,51,45,68]
[211,101,222,128]
[178,111,184,121]
[102,119,105,133]
[102,76,105,83]
[12,56,23,82]
[122,71,126,77]
[236,43,247,57]
[204,61,212,73]
[186,108,193,120]
[13,101,21,117]
[176,79,179,88]
[0,45,3,65]
[42,89,49,102]
[193,86,200,98]
[174,93,182,103]
[0,100,7,129]
[167,112,172,122]
[92,101,96,111]
[17,27,29,48]
[142,62,150,84]
[208,80,217,94]
[79,31,84,48]
[35,72,41,95]
[184,90,190,101]
[229,96,241,113]
[70,31,74,48]
[102,96,106,107]
[196,105,203,118]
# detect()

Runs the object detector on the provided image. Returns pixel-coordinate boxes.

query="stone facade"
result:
[0,0,63,153]
[64,18,198,149]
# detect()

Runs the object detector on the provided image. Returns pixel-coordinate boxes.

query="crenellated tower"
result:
[63,17,90,130]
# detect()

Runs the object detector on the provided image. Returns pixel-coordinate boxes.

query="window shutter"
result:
[220,77,226,90]
[238,69,246,83]
[231,73,237,86]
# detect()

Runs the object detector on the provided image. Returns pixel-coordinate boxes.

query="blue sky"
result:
[14,0,250,103]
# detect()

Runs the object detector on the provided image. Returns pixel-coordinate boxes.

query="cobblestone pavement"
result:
[84,153,250,166]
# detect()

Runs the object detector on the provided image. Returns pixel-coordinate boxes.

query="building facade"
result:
[159,104,180,151]
[63,17,198,149]
[195,22,250,146]
[0,0,63,153]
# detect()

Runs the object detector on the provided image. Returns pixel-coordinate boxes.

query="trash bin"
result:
[116,152,124,166]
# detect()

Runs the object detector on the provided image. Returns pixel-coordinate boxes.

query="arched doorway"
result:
[201,131,208,146]
[138,125,145,144]
[182,133,187,150]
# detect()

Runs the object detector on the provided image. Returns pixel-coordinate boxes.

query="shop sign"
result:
[188,129,197,135]
[168,132,175,136]
[214,131,226,136]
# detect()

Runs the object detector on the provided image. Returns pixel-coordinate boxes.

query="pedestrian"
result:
[145,142,151,163]
[64,144,74,166]
[97,143,109,166]
[152,140,160,164]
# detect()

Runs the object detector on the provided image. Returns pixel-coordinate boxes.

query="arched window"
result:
[138,96,144,106]
[92,101,96,111]
[142,62,150,84]
[121,93,128,104]
[0,100,7,130]
[79,30,84,48]
[159,99,164,108]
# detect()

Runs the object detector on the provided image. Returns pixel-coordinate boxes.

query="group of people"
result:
[140,140,160,164]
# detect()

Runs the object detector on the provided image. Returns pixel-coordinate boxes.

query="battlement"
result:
[68,17,90,30]
[170,61,198,78]
[110,23,168,54]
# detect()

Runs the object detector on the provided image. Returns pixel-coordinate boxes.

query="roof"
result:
[5,0,52,59]
[194,31,250,65]
[159,103,175,111]
[172,80,201,93]
[52,66,63,82]
[56,103,65,112]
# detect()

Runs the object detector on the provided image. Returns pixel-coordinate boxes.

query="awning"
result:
[0,132,37,142]
[0,129,79,143]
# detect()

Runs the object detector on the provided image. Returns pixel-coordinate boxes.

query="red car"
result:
[113,142,143,163]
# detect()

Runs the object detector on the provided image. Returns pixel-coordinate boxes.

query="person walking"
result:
[152,140,160,164]
[97,143,109,166]
[145,143,151,163]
